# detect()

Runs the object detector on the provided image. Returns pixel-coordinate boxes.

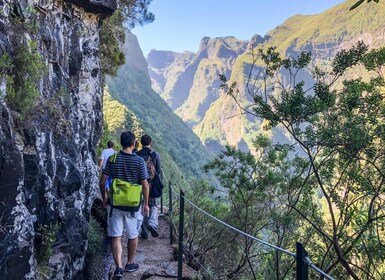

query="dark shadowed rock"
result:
[67,0,117,16]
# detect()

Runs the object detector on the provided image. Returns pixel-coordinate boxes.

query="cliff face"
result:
[0,1,115,279]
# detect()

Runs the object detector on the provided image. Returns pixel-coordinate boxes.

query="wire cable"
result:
[304,257,335,280]
[168,183,296,257]
[164,176,334,279]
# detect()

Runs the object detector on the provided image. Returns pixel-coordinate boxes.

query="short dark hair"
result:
[120,131,136,149]
[140,134,152,146]
[107,140,114,148]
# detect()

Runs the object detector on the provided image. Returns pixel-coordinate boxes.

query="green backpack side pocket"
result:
[109,179,142,210]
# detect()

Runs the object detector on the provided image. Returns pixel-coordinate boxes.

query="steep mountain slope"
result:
[148,37,249,128]
[148,50,196,108]
[106,32,211,181]
[147,0,385,152]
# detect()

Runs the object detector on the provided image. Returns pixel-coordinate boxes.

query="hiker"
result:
[137,134,163,238]
[99,131,149,280]
[98,140,116,171]
[99,140,116,193]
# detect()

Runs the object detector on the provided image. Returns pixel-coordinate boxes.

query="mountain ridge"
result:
[146,0,385,153]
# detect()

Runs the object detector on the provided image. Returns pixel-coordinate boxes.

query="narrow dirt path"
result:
[107,214,196,280]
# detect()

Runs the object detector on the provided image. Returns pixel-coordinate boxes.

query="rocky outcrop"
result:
[0,0,115,279]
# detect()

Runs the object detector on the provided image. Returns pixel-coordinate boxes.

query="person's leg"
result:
[107,206,125,279]
[123,209,142,272]
[140,214,149,238]
[111,236,123,268]
[147,198,159,237]
[148,202,158,228]
[127,237,138,263]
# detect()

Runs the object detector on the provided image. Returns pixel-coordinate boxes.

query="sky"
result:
[132,0,347,58]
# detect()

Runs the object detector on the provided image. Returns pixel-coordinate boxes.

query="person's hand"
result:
[143,204,150,217]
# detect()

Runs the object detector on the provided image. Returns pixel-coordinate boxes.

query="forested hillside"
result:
[105,32,211,183]
[147,0,385,153]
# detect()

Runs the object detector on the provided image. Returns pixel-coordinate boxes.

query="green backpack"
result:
[108,154,142,213]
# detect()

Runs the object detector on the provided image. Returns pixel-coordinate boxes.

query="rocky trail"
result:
[106,214,196,280]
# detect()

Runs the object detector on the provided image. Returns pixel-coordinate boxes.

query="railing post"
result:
[169,182,173,245]
[178,190,185,280]
[296,242,308,280]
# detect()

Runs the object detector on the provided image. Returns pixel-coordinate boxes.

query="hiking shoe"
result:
[113,267,124,280]
[148,225,159,238]
[140,223,148,239]
[141,231,148,239]
[125,262,139,272]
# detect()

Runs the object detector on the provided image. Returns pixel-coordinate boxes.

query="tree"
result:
[100,0,154,76]
[219,43,385,279]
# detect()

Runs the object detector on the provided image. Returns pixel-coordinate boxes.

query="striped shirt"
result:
[103,151,148,184]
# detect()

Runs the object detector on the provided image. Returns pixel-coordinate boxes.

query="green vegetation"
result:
[0,3,45,119]
[97,87,144,157]
[0,39,45,119]
[100,0,154,76]
[35,223,59,277]
[86,217,105,256]
[169,1,385,152]
[211,43,385,279]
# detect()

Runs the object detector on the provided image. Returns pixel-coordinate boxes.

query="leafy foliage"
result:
[35,223,59,277]
[218,43,385,279]
[0,33,45,118]
[100,10,126,76]
[97,87,144,156]
[86,217,105,256]
[100,0,154,76]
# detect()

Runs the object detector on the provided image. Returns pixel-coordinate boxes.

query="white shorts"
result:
[107,205,143,239]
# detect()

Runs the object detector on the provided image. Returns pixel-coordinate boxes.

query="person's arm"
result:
[98,150,105,171]
[141,179,150,216]
[99,174,108,208]
[99,159,111,208]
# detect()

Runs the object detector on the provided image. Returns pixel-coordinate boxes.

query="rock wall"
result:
[0,0,116,279]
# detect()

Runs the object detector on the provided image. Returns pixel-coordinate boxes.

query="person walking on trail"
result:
[99,131,149,280]
[99,140,116,193]
[137,134,163,238]
[98,140,116,171]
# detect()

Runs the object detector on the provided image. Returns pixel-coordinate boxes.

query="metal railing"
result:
[162,176,335,280]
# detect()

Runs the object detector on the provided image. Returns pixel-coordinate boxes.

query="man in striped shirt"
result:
[99,131,149,280]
